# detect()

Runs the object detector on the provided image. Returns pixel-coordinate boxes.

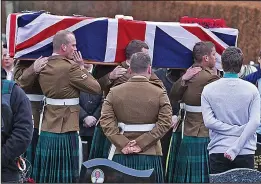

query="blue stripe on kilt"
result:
[173,135,210,183]
[113,154,164,183]
[32,131,79,183]
[88,126,111,159]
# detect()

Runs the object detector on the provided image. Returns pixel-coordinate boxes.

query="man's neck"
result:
[4,65,13,72]
[131,73,150,79]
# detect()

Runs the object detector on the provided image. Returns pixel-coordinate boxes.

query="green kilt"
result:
[172,135,210,183]
[165,132,182,182]
[32,131,79,183]
[113,154,164,183]
[23,128,39,177]
[88,125,111,159]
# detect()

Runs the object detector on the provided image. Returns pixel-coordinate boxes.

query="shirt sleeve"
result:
[201,88,246,136]
[69,64,101,95]
[225,90,261,160]
[1,85,33,167]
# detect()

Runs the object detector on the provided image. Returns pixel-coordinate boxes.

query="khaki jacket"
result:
[13,61,42,129]
[100,76,172,156]
[98,61,165,96]
[38,55,101,133]
[170,65,220,137]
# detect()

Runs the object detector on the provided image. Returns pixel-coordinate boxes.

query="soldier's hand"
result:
[182,67,202,81]
[109,66,127,80]
[121,146,133,154]
[73,51,84,69]
[131,145,141,153]
[34,56,49,74]
[83,116,97,127]
[171,115,180,132]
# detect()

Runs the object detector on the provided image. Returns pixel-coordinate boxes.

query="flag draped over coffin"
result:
[6,11,239,70]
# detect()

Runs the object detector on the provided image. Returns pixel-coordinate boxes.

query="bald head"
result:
[52,30,77,59]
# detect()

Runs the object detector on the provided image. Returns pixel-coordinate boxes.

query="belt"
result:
[118,123,155,132]
[108,123,155,160]
[38,97,80,135]
[26,94,44,102]
[182,104,202,113]
[179,103,202,139]
[45,97,79,105]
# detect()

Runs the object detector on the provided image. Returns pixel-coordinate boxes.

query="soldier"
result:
[169,41,219,183]
[13,56,48,176]
[100,52,172,183]
[89,40,164,160]
[32,30,101,182]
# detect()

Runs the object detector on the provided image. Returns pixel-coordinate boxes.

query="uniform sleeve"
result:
[69,64,101,95]
[13,61,37,91]
[169,77,188,103]
[1,85,33,167]
[99,91,130,150]
[135,91,172,152]
[98,73,113,92]
[225,91,261,160]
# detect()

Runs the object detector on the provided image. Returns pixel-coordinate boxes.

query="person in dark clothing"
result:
[1,68,33,182]
[79,91,103,160]
[154,68,185,177]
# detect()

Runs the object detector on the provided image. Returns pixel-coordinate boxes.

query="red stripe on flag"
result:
[115,19,146,62]
[16,17,89,52]
[181,25,225,55]
[9,13,19,57]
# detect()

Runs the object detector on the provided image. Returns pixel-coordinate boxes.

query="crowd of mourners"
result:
[1,29,261,183]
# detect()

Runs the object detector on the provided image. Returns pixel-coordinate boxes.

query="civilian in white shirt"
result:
[201,46,260,174]
[2,44,14,80]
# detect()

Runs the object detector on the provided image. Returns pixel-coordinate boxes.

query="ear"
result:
[61,44,67,52]
[148,66,152,74]
[128,67,132,74]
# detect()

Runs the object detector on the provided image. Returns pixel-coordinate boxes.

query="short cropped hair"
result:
[192,41,215,63]
[130,52,151,73]
[125,40,149,60]
[53,30,74,51]
[221,46,243,73]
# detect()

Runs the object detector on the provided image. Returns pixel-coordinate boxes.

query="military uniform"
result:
[32,55,101,183]
[168,65,219,183]
[89,61,165,160]
[13,60,43,176]
[100,76,172,183]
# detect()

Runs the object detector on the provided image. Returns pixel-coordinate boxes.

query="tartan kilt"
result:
[113,154,164,183]
[172,135,210,183]
[23,128,39,177]
[88,125,111,159]
[32,131,79,183]
[165,132,182,182]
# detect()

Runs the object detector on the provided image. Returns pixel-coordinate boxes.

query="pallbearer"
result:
[100,52,172,183]
[32,30,101,182]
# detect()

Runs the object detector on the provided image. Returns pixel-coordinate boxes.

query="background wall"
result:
[2,1,261,64]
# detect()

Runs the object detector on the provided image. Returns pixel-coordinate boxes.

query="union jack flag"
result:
[6,11,239,70]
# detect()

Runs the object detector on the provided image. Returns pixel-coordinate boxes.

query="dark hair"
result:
[192,41,215,63]
[3,43,7,49]
[221,46,243,73]
[125,40,149,60]
[130,52,151,73]
[53,30,74,51]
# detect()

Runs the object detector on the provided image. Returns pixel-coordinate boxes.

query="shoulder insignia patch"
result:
[81,74,88,79]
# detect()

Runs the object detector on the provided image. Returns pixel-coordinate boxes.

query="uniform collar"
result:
[128,75,149,82]
[223,72,239,78]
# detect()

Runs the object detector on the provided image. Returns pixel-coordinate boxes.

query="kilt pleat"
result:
[32,131,79,183]
[172,135,210,183]
[88,126,111,159]
[165,132,182,182]
[113,154,164,183]
[23,128,39,177]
